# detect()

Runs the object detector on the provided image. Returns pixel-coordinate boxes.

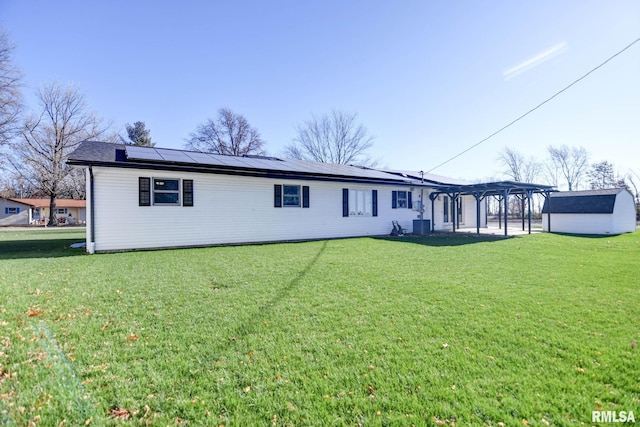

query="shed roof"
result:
[541,188,625,214]
[1,197,32,207]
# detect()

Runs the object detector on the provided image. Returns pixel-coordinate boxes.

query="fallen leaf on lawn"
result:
[27,308,44,317]
[442,343,449,348]
[126,333,139,342]
[108,408,130,419]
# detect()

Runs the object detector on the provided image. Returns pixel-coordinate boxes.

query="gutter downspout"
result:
[88,166,96,254]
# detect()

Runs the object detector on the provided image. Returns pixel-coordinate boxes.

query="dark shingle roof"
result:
[67,141,419,185]
[541,188,625,214]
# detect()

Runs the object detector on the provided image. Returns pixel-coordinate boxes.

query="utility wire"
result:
[426,36,640,174]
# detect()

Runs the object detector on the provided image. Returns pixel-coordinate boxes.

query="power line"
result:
[426,36,640,174]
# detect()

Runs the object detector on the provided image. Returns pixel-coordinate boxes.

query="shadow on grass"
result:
[549,232,626,239]
[224,240,328,344]
[373,232,510,247]
[0,238,87,260]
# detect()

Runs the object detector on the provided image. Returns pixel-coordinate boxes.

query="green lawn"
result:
[0,228,638,426]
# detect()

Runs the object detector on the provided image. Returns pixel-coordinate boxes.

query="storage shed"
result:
[541,188,636,235]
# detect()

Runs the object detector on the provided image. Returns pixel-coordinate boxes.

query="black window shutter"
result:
[274,185,282,207]
[17,207,20,213]
[302,186,310,208]
[408,192,413,209]
[342,189,349,217]
[183,179,194,207]
[372,190,378,217]
[139,177,151,206]
[392,191,397,209]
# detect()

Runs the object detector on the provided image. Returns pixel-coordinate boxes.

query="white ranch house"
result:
[0,197,86,226]
[68,141,492,253]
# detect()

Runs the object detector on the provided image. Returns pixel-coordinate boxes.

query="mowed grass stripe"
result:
[0,229,638,425]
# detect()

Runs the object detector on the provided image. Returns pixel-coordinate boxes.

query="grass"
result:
[0,228,638,426]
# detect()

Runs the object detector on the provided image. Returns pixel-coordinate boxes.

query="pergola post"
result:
[497,195,502,229]
[527,190,533,234]
[429,192,437,232]
[473,191,487,235]
[503,188,510,236]
[521,196,526,231]
[545,190,552,232]
[451,193,457,233]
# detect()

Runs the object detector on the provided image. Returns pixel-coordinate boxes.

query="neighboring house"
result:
[3,198,86,225]
[541,188,636,235]
[67,141,490,253]
[0,197,32,225]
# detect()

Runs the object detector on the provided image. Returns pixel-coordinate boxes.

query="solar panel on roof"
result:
[155,149,194,163]
[123,144,414,182]
[125,145,164,161]
[183,152,218,164]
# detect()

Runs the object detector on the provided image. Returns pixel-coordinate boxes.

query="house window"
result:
[153,178,180,205]
[139,177,193,207]
[55,208,68,215]
[283,185,301,207]
[5,207,19,215]
[392,191,413,209]
[274,185,310,208]
[342,189,378,217]
[349,189,372,216]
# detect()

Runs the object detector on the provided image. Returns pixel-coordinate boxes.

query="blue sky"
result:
[2,1,639,183]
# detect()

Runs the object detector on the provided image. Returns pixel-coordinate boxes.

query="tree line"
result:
[498,145,637,193]
[495,145,639,218]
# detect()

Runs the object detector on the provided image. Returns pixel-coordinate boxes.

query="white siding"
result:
[427,194,483,231]
[611,190,636,234]
[542,213,613,234]
[89,167,431,252]
[0,199,30,225]
[542,190,636,235]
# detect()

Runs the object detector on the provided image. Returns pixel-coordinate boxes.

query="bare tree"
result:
[186,108,265,156]
[547,145,589,191]
[12,81,110,225]
[587,160,617,189]
[497,147,540,182]
[285,110,376,166]
[0,29,23,152]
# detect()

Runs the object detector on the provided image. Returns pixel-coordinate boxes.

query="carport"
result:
[428,181,556,236]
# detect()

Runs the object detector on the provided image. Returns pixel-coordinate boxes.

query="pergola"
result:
[428,181,556,236]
